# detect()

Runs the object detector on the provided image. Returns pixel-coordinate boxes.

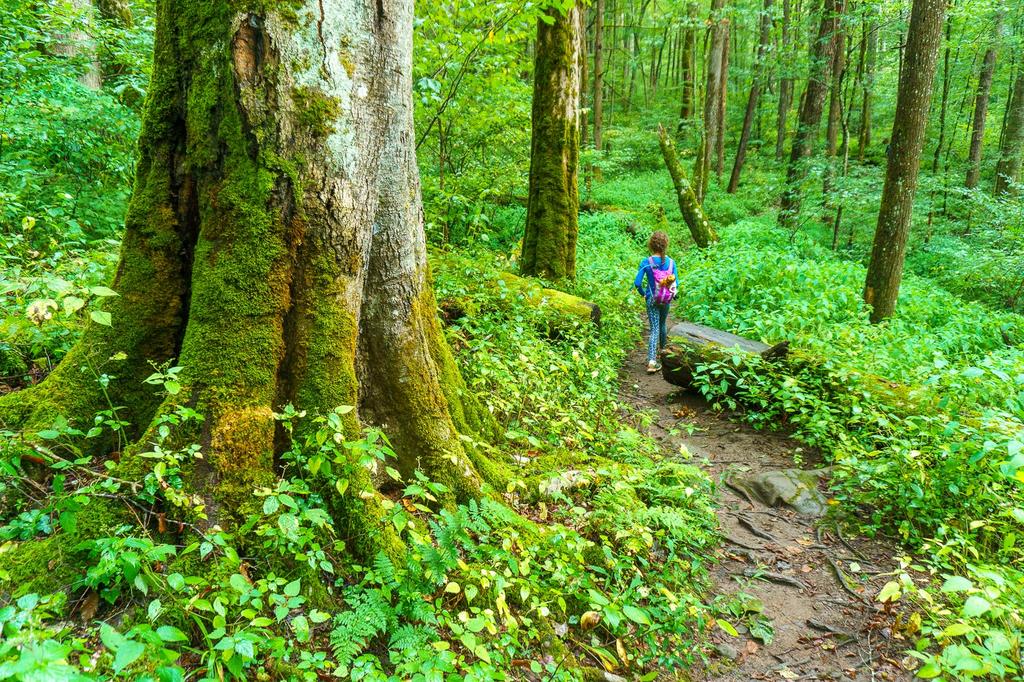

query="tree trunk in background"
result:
[679,1,699,127]
[932,13,953,173]
[715,27,731,175]
[594,0,605,151]
[995,68,1024,195]
[95,0,133,25]
[825,1,846,157]
[857,9,876,160]
[863,0,946,323]
[965,9,1004,189]
[697,0,729,201]
[775,0,794,160]
[822,0,847,219]
[1,0,505,554]
[658,125,719,247]
[778,0,840,228]
[522,3,582,281]
[52,0,103,89]
[728,0,773,192]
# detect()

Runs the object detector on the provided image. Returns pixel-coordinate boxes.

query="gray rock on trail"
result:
[713,642,740,661]
[729,468,829,516]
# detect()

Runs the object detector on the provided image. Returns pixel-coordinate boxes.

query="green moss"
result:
[0,496,129,599]
[521,5,581,282]
[291,85,341,138]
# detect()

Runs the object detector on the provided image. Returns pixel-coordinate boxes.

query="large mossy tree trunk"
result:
[863,0,946,323]
[995,67,1024,196]
[521,3,583,282]
[965,9,1004,189]
[658,125,719,248]
[0,0,504,556]
[778,0,840,229]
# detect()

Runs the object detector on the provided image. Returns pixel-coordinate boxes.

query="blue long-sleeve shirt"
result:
[634,255,677,300]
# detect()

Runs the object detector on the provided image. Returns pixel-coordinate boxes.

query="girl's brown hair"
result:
[647,231,668,255]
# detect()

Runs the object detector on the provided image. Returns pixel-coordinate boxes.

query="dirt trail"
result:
[620,345,913,681]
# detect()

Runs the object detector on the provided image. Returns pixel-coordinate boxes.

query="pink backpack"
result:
[649,257,677,305]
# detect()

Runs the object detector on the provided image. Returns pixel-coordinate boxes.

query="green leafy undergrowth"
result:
[668,217,1023,679]
[1,211,722,679]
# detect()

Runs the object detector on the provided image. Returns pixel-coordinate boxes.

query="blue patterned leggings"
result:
[646,299,670,362]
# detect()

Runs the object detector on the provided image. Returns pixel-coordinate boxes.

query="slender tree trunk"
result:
[728,0,773,192]
[825,1,846,158]
[932,13,953,173]
[863,0,946,323]
[522,3,583,281]
[966,9,1005,188]
[594,0,605,151]
[697,0,729,201]
[822,0,847,219]
[679,1,699,126]
[1,0,504,555]
[775,0,794,160]
[52,0,103,89]
[857,9,876,160]
[715,26,730,175]
[778,0,840,228]
[995,67,1024,195]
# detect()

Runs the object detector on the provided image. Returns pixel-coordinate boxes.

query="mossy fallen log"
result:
[661,321,788,387]
[438,269,601,331]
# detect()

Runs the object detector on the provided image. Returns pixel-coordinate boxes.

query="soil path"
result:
[620,344,913,681]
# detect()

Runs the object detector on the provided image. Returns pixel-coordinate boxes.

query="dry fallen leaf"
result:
[79,590,99,621]
[580,611,601,631]
[778,668,799,680]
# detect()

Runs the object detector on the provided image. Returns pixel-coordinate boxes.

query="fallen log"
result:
[437,268,601,330]
[661,321,788,387]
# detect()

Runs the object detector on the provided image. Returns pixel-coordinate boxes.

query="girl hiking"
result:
[634,231,678,373]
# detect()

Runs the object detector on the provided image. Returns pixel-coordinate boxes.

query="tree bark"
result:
[593,0,605,151]
[863,0,946,323]
[931,13,953,173]
[728,0,773,192]
[715,25,731,176]
[778,0,840,228]
[658,125,719,248]
[824,1,846,158]
[966,9,1005,189]
[679,1,699,126]
[857,9,877,160]
[995,66,1024,195]
[822,0,847,220]
[775,0,794,160]
[52,0,103,89]
[522,3,583,281]
[697,0,730,202]
[1,0,504,553]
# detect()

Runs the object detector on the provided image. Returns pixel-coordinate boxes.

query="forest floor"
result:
[620,338,915,681]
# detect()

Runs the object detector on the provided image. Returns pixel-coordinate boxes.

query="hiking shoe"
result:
[646,361,661,373]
